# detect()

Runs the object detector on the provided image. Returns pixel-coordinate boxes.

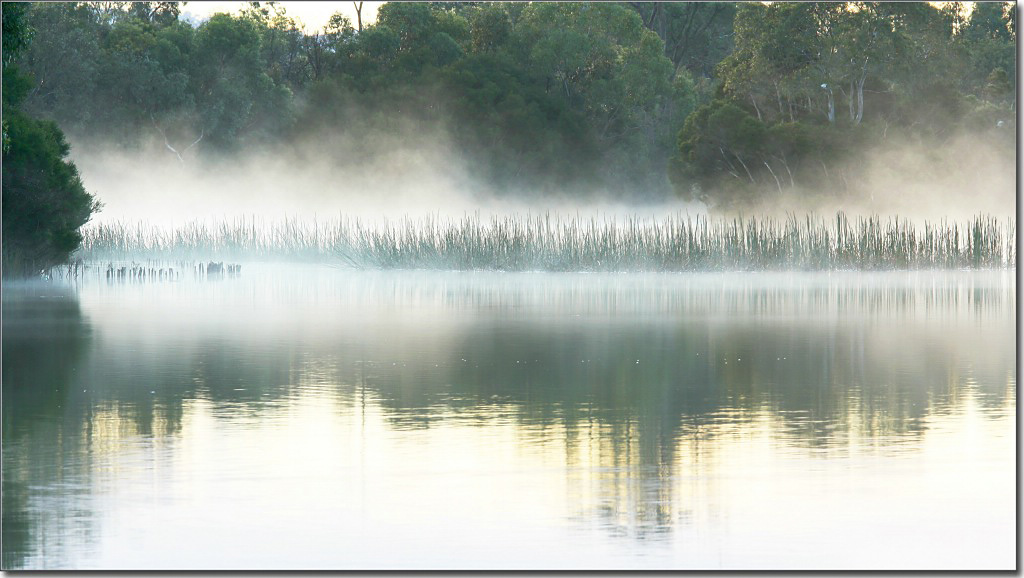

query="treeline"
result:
[14,1,1017,204]
[15,1,726,196]
[671,2,1016,210]
[2,2,1016,275]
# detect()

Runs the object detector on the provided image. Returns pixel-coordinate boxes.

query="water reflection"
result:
[2,284,94,569]
[1,268,1015,569]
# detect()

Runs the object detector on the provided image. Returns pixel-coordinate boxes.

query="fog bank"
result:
[70,128,706,230]
[70,118,1015,231]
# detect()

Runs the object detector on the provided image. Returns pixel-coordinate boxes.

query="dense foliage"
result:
[670,2,1016,210]
[2,2,99,278]
[15,1,704,196]
[7,1,1017,214]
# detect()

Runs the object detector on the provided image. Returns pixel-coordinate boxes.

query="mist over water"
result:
[5,0,1016,570]
[2,267,1016,570]
[13,124,1019,569]
[29,86,1020,571]
[69,131,710,231]
[756,129,1017,223]
[68,115,1015,233]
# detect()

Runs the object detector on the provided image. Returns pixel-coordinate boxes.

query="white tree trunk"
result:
[854,57,869,125]
[733,152,755,183]
[855,74,866,124]
[849,80,856,121]
[151,113,203,166]
[764,160,783,194]
[824,87,835,124]
[774,80,784,116]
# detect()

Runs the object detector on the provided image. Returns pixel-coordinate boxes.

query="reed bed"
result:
[75,213,1016,271]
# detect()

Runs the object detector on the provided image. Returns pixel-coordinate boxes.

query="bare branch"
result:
[150,113,203,165]
[150,113,184,165]
[182,129,204,154]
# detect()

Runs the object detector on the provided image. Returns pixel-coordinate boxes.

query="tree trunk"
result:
[774,80,784,117]
[764,159,783,194]
[824,87,835,124]
[777,154,795,187]
[750,94,762,122]
[733,152,755,183]
[848,80,856,122]
[854,56,869,125]
[353,1,363,32]
[152,114,203,166]
[719,147,741,179]
[855,73,866,124]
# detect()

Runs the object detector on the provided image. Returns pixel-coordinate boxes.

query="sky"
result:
[181,1,382,31]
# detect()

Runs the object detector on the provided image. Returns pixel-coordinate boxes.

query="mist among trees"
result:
[1,1,1016,276]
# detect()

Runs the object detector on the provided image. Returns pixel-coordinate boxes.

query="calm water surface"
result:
[2,266,1016,569]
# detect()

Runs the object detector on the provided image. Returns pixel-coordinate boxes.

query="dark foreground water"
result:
[2,266,1015,570]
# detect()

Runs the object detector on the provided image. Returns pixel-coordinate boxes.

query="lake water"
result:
[2,265,1016,570]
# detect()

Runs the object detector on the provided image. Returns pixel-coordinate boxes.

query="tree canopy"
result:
[7,1,1017,214]
[670,1,1015,210]
[3,2,99,278]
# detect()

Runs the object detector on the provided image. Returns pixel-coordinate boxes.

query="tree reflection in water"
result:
[1,269,1014,568]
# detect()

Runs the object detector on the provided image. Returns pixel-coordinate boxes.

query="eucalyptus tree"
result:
[17,3,103,136]
[376,2,469,70]
[301,12,355,82]
[814,3,898,126]
[673,1,1016,212]
[189,12,294,152]
[628,2,736,80]
[716,2,818,124]
[716,2,903,127]
[512,3,679,191]
[241,2,310,89]
[467,3,512,53]
[960,1,1015,105]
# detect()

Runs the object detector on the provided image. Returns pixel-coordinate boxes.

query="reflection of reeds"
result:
[76,213,1016,271]
[42,260,243,283]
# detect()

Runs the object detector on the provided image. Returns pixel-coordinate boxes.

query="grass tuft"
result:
[75,212,1016,271]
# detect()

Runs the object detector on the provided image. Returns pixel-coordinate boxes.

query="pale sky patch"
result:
[181,1,382,32]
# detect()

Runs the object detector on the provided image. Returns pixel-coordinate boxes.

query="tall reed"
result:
[76,213,1016,271]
